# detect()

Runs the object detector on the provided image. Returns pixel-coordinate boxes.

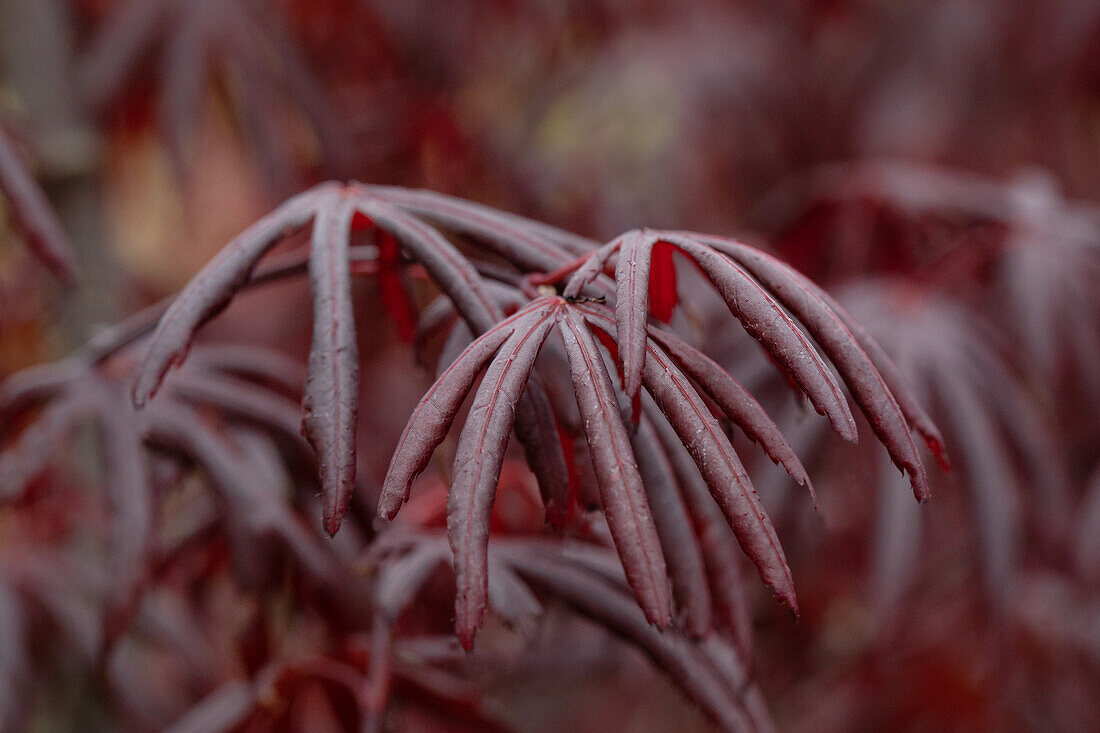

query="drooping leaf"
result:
[168,371,308,453]
[302,197,360,535]
[558,306,672,629]
[646,325,815,501]
[81,0,347,196]
[640,342,797,610]
[362,185,595,269]
[145,405,338,587]
[361,201,578,522]
[185,343,305,395]
[512,373,571,530]
[700,234,941,496]
[351,196,502,334]
[414,288,572,523]
[642,398,755,660]
[615,230,655,405]
[578,304,797,611]
[373,541,449,623]
[133,184,330,405]
[0,124,78,284]
[564,231,857,441]
[6,552,102,660]
[630,415,713,636]
[97,387,153,637]
[379,314,518,518]
[928,368,1020,611]
[156,0,210,177]
[0,387,98,501]
[0,361,79,415]
[870,459,922,618]
[486,555,544,624]
[163,677,265,733]
[449,300,558,647]
[3,340,339,634]
[561,240,618,301]
[130,184,594,540]
[835,280,1043,609]
[80,0,175,110]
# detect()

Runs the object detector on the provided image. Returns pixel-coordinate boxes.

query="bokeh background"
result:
[2,1,1100,730]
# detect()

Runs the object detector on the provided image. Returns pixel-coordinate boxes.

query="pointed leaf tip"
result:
[559,307,672,628]
[449,301,559,645]
[303,197,359,537]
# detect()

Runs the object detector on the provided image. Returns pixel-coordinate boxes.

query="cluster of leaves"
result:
[4,1,1100,730]
[0,169,941,730]
[128,181,940,644]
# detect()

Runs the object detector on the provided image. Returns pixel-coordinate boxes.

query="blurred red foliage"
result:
[1,1,1099,731]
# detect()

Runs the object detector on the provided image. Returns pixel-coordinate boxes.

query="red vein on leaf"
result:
[450,301,558,647]
[378,312,519,519]
[558,307,672,629]
[646,325,816,504]
[578,305,797,612]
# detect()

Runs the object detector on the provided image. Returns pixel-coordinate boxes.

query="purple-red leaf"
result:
[615,231,655,406]
[931,375,1019,610]
[374,541,449,622]
[699,234,939,499]
[631,416,713,636]
[187,343,305,395]
[378,313,519,519]
[395,299,568,534]
[80,0,175,111]
[646,325,815,501]
[660,233,857,442]
[363,198,573,528]
[643,399,755,660]
[0,125,78,284]
[302,196,360,536]
[558,307,672,630]
[169,372,308,453]
[0,362,78,416]
[512,376,571,530]
[163,678,259,733]
[449,300,557,648]
[562,239,619,300]
[134,184,329,405]
[352,196,501,334]
[579,303,796,611]
[146,407,336,586]
[564,231,856,441]
[97,389,152,634]
[486,556,544,624]
[0,389,96,501]
[363,185,592,269]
